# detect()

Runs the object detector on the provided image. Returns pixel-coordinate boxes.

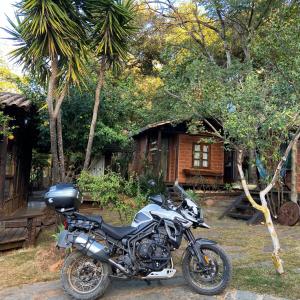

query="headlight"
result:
[175,216,190,224]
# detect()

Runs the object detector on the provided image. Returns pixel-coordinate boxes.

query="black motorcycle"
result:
[45,181,232,300]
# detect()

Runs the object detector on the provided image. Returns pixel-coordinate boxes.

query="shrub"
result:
[77,170,148,221]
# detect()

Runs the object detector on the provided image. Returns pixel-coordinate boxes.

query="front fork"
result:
[184,229,216,267]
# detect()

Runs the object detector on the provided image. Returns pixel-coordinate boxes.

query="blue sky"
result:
[0,0,21,74]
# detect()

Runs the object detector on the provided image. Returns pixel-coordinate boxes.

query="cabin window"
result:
[193,143,210,168]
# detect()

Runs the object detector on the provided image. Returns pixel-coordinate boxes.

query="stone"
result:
[236,290,259,300]
[205,199,216,206]
[263,295,288,300]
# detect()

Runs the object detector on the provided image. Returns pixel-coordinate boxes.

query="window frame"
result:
[192,142,211,169]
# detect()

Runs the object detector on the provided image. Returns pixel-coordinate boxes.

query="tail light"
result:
[63,219,68,229]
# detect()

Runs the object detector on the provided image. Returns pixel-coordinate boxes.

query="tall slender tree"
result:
[82,0,136,170]
[5,0,87,182]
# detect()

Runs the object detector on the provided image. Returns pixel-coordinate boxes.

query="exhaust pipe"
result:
[73,233,110,262]
[73,233,129,275]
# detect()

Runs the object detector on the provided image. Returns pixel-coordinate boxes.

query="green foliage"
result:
[0,58,20,92]
[5,0,87,85]
[59,72,148,164]
[3,0,300,186]
[223,183,234,191]
[83,0,136,71]
[77,170,148,221]
[78,170,123,206]
[185,189,199,202]
[30,150,50,184]
[159,50,300,176]
[52,224,65,242]
[0,111,14,137]
[137,167,167,196]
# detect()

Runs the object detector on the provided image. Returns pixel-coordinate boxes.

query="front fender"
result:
[183,238,217,266]
[195,238,217,248]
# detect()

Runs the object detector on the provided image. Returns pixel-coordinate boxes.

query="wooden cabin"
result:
[0,93,45,250]
[0,92,35,215]
[130,120,237,186]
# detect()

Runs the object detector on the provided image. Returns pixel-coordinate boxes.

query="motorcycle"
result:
[45,181,232,300]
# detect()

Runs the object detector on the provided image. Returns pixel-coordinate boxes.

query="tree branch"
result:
[262,126,300,195]
[53,84,68,120]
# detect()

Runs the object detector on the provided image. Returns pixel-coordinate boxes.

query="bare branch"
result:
[203,118,223,139]
[165,89,182,100]
[262,126,300,195]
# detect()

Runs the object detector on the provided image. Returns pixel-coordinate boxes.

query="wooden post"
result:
[0,136,8,211]
[291,141,298,203]
[156,129,162,175]
[175,134,179,182]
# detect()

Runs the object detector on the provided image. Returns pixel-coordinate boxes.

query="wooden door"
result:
[160,137,169,181]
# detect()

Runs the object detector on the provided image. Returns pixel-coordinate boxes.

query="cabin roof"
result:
[134,120,172,135]
[131,118,222,139]
[0,92,31,110]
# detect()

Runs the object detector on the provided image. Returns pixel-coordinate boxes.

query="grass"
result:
[0,203,300,299]
[0,227,59,288]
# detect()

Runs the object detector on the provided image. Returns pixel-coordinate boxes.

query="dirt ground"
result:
[0,200,299,299]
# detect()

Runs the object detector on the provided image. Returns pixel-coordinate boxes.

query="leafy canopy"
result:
[4,0,87,84]
[84,0,136,70]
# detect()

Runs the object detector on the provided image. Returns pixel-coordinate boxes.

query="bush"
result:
[77,170,148,221]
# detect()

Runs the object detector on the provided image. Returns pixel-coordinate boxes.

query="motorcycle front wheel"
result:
[61,251,111,300]
[182,244,232,295]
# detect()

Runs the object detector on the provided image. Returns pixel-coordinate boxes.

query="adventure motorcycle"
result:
[45,181,232,300]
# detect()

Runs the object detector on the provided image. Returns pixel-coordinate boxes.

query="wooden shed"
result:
[0,92,35,216]
[130,120,236,186]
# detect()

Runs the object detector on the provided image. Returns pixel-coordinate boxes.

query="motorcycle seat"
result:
[101,222,137,240]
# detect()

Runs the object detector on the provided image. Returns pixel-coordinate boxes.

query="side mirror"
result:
[148,179,156,187]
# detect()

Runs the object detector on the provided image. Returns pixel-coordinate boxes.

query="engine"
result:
[136,229,171,271]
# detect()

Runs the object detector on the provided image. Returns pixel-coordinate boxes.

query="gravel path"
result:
[0,276,289,300]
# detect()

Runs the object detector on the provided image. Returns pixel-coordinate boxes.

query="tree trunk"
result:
[236,149,284,274]
[243,46,251,62]
[47,57,60,183]
[83,60,106,170]
[57,109,65,182]
[225,46,231,68]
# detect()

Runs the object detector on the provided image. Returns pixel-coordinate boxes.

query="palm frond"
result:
[85,0,137,70]
[4,0,88,85]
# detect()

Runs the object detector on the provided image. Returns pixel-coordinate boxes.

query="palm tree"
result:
[5,0,87,182]
[82,0,136,170]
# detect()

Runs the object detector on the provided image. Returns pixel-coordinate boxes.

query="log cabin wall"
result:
[130,135,148,175]
[177,134,224,185]
[0,113,33,215]
[166,135,177,183]
[0,93,33,216]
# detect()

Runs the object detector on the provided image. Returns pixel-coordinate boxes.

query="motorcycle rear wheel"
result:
[61,251,111,300]
[182,244,232,295]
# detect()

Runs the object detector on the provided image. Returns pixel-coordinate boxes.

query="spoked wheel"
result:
[182,244,232,295]
[61,251,111,300]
